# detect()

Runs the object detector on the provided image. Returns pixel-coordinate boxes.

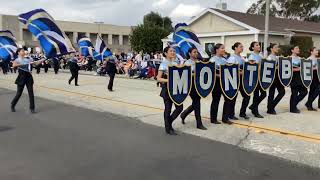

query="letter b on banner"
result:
[278,57,293,87]
[168,66,192,105]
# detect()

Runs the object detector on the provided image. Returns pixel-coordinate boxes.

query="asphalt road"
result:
[0,88,319,180]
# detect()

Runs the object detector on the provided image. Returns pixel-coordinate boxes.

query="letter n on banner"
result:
[168,65,192,105]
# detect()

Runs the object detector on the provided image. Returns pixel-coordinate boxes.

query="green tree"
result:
[290,36,314,58]
[247,0,320,21]
[143,11,173,33]
[306,14,320,22]
[130,12,173,53]
[129,24,168,54]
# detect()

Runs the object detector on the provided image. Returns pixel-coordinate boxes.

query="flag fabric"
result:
[172,23,208,60]
[18,9,75,58]
[94,35,112,60]
[78,36,94,57]
[0,30,18,61]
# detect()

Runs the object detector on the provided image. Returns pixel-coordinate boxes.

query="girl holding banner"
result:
[228,42,250,120]
[180,47,207,130]
[267,44,285,115]
[157,46,183,135]
[248,42,266,118]
[305,47,320,111]
[290,46,308,113]
[209,44,233,125]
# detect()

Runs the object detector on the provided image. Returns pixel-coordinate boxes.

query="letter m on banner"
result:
[168,66,192,105]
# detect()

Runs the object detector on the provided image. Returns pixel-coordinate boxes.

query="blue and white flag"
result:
[0,30,18,61]
[78,36,94,57]
[18,9,75,58]
[172,23,208,61]
[94,35,112,60]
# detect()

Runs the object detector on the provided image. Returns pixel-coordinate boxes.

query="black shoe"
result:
[211,121,221,124]
[68,80,71,85]
[267,109,277,115]
[197,124,207,130]
[75,84,79,86]
[253,113,264,118]
[167,129,178,135]
[180,114,186,125]
[290,109,300,113]
[249,105,253,110]
[229,116,239,120]
[108,89,113,92]
[239,114,250,120]
[30,109,36,114]
[11,107,15,112]
[222,120,233,125]
[306,104,317,111]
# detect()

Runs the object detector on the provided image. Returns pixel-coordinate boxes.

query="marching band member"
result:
[248,41,266,118]
[305,47,320,111]
[180,47,207,130]
[11,48,43,113]
[106,54,117,92]
[267,44,285,114]
[290,46,308,113]
[68,53,80,86]
[52,57,60,74]
[209,43,233,125]
[156,46,183,135]
[228,42,250,120]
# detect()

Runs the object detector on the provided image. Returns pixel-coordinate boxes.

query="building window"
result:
[112,35,119,45]
[123,35,129,46]
[65,32,73,41]
[205,43,215,57]
[102,34,108,44]
[90,33,98,45]
[23,29,33,41]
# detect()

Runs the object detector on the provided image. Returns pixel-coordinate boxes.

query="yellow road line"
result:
[1,77,320,143]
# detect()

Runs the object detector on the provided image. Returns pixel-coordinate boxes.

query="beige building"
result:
[0,14,133,52]
[164,8,320,56]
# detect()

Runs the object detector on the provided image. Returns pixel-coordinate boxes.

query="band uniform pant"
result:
[290,72,308,111]
[268,73,285,111]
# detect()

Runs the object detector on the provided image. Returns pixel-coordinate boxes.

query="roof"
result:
[209,8,320,34]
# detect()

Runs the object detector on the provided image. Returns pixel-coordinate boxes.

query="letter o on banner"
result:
[194,62,216,98]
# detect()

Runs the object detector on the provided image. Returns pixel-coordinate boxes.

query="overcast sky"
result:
[0,0,256,26]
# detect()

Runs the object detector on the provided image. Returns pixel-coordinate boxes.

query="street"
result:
[0,88,319,180]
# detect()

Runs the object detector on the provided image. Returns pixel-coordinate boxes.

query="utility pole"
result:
[263,0,270,57]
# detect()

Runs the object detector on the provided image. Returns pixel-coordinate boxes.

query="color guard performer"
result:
[68,53,80,86]
[290,46,308,113]
[228,42,250,119]
[11,48,43,113]
[209,43,233,125]
[305,47,320,111]
[180,47,207,130]
[248,41,266,118]
[156,46,183,135]
[267,44,285,115]
[106,54,117,92]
